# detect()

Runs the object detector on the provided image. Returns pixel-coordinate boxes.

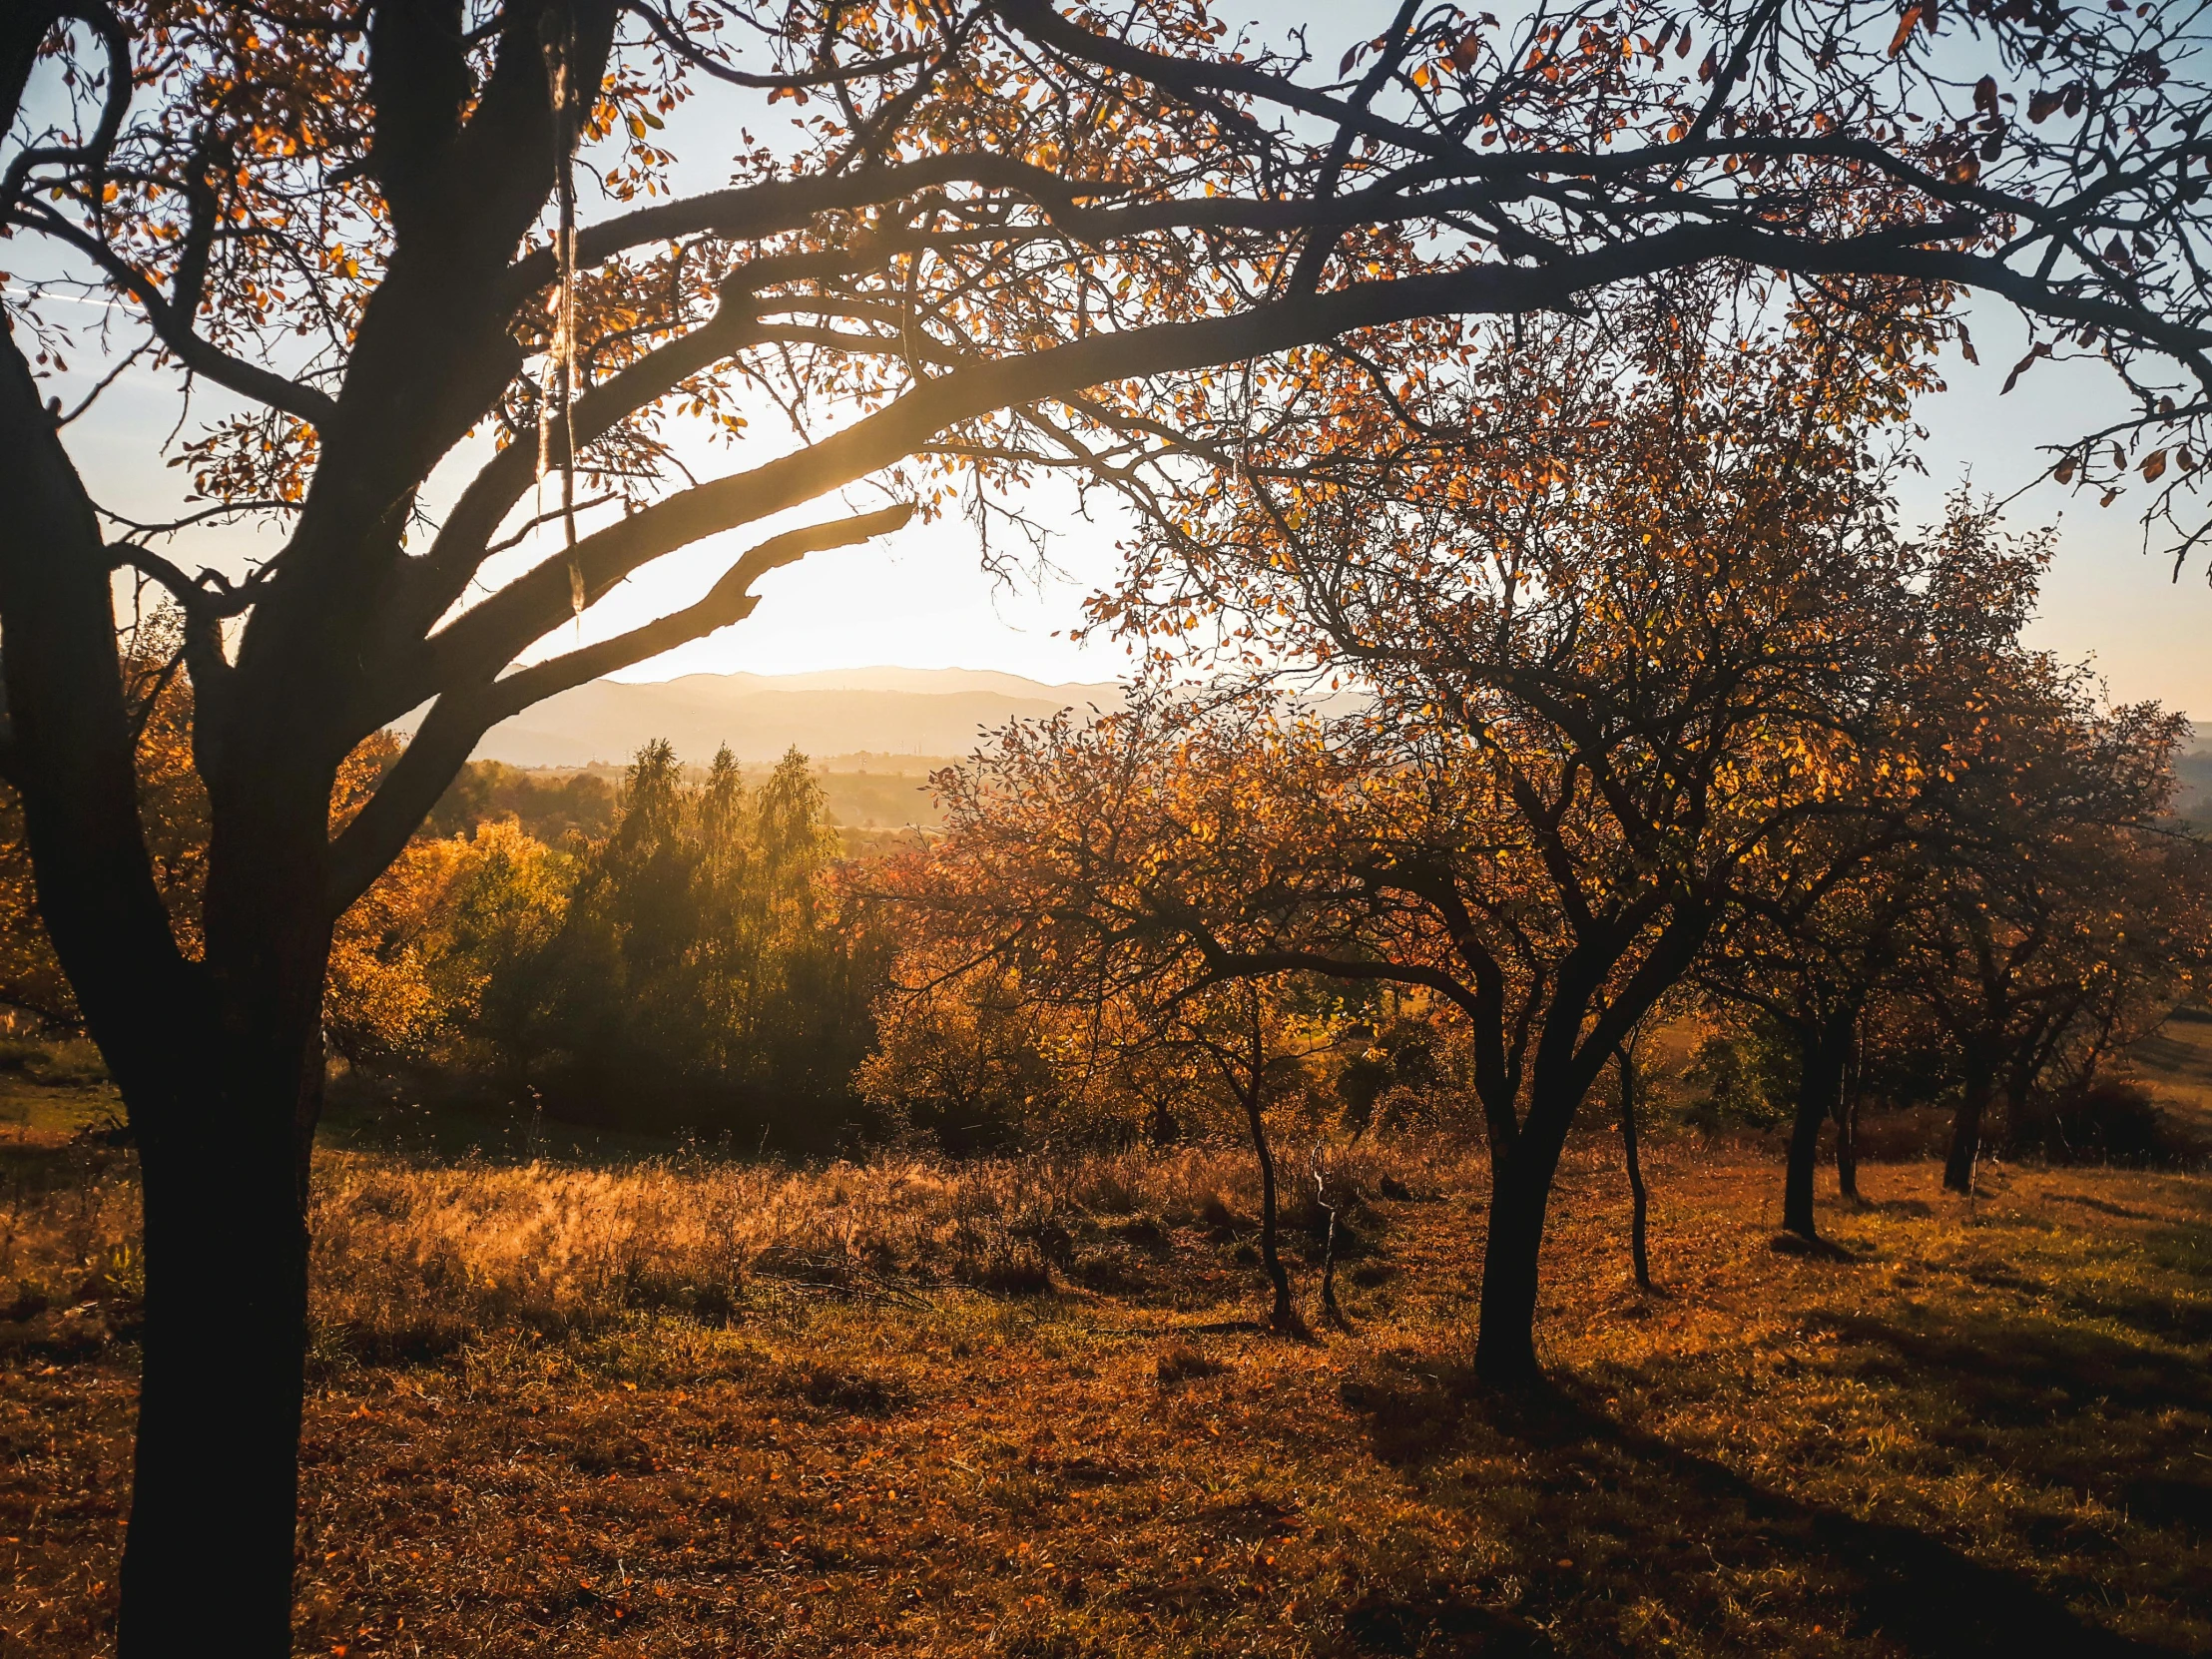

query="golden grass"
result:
[2129,1005,2212,1144]
[2,1118,2208,1657]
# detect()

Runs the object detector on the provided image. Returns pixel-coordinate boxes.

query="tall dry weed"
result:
[3,1127,1479,1362]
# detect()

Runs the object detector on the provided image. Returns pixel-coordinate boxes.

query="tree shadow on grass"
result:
[1805,1303,2212,1546]
[1813,1303,2212,1422]
[1338,1350,2194,1659]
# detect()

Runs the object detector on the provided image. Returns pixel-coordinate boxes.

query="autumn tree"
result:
[901,364,1930,1368]
[6,0,2212,1642]
[878,692,1356,1329]
[1691,501,1994,1242]
[1145,977,1349,1333]
[1700,845,1920,1241]
[1820,501,2196,1189]
[1076,295,1955,1380]
[1913,712,2195,1190]
[857,957,1073,1153]
[416,815,574,1086]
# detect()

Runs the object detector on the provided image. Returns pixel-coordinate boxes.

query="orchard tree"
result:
[1875,504,2195,1190]
[1700,845,1920,1241]
[1075,296,1945,1382]
[5,0,2212,1644]
[1913,686,2192,1191]
[883,690,1353,1330]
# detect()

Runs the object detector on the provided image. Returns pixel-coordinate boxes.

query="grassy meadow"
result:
[2,1039,2209,1657]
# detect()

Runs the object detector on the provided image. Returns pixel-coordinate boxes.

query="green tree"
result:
[516,741,883,1138]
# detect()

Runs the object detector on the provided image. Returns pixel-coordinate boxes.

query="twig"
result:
[1310,1143,1352,1332]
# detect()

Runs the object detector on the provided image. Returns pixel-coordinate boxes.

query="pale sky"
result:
[595,294,2212,713]
[23,7,2210,715]
[1903,306,2212,718]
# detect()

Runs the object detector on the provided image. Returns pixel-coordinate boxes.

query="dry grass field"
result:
[2,1078,2209,1659]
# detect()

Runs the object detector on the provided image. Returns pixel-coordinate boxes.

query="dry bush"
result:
[0,1138,142,1325]
[1155,1341,1227,1385]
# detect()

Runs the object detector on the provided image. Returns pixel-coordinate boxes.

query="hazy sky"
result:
[640,312,2212,710]
[25,6,2210,714]
[573,294,2212,715]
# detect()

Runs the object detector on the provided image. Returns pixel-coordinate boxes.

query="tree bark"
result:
[1475,1061,1590,1384]
[119,770,337,1653]
[1617,1043,1651,1291]
[1944,1043,1994,1195]
[1783,1015,1850,1241]
[1475,1122,1563,1384]
[1834,1045,1861,1202]
[121,1048,319,1654]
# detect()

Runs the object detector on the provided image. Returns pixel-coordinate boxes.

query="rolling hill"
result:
[421,668,1125,769]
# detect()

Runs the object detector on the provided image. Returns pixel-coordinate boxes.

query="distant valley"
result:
[411,674,2212,830]
[416,666,1125,771]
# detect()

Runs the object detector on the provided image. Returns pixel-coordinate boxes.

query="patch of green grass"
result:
[0,1070,121,1136]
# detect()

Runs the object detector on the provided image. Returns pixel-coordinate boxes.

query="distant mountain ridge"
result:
[423,667,1125,769]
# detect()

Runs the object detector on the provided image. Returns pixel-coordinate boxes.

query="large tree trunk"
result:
[121,1044,319,1654]
[0,317,320,1648]
[1944,1042,1994,1195]
[1474,914,1709,1385]
[117,768,338,1652]
[1475,1131,1560,1383]
[1782,1014,1851,1241]
[1474,1086,1581,1384]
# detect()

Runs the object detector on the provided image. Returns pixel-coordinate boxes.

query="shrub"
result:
[1683,1028,1791,1130]
[2028,1080,2200,1167]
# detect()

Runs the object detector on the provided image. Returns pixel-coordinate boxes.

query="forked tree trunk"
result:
[1473,917,1709,1386]
[1944,1044,1994,1195]
[1782,1015,1850,1241]
[1617,1044,1651,1291]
